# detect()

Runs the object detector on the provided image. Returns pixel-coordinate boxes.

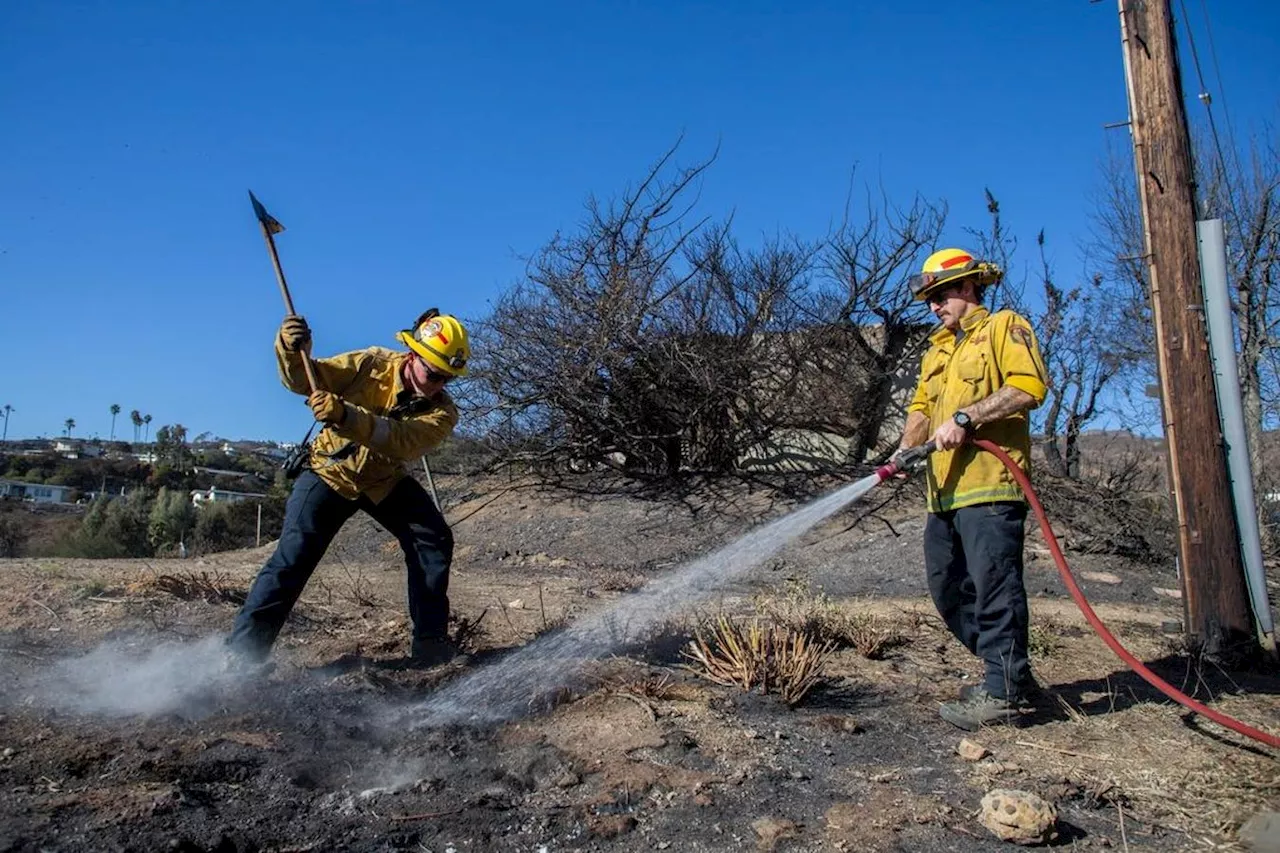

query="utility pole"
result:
[1117,0,1256,662]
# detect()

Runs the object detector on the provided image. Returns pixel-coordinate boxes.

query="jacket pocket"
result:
[955,349,989,385]
[922,359,947,399]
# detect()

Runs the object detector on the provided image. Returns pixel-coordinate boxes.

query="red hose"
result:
[969,438,1280,750]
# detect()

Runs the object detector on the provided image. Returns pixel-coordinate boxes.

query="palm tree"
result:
[131,410,142,443]
[1,405,11,442]
[143,413,153,444]
[64,418,76,438]
[109,404,121,441]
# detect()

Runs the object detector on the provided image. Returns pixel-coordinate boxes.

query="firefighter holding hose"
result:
[893,248,1049,730]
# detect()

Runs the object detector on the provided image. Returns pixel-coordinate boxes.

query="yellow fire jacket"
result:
[276,337,459,503]
[907,307,1048,512]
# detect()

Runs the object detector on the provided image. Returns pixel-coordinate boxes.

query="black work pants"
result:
[228,470,453,661]
[924,501,1032,700]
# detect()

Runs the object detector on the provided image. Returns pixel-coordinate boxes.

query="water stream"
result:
[409,471,886,727]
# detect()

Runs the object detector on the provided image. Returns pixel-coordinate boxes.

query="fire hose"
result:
[877,439,1280,750]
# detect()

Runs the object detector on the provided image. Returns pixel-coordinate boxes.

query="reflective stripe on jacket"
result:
[907,307,1047,512]
[276,337,458,503]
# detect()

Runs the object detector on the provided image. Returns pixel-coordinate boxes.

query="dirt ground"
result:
[1,472,1277,852]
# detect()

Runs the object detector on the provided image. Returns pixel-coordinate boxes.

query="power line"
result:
[1197,0,1242,164]
[1175,0,1245,240]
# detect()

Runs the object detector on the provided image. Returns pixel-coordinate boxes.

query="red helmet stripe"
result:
[939,253,973,269]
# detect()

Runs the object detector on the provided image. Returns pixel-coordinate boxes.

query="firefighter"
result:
[895,248,1049,730]
[227,309,469,667]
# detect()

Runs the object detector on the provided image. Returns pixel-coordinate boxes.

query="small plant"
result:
[623,672,676,699]
[449,608,489,650]
[754,578,835,637]
[756,581,907,659]
[596,570,644,592]
[1028,619,1062,658]
[142,570,246,605]
[72,579,109,600]
[683,614,834,706]
[339,562,381,607]
[598,671,682,703]
[842,612,906,660]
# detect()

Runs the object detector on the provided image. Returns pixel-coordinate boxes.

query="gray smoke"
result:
[37,634,238,718]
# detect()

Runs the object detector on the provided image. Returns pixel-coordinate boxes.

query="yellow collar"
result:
[960,306,990,333]
[929,306,991,346]
[393,352,411,397]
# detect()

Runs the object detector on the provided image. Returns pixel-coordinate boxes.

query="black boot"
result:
[411,637,464,667]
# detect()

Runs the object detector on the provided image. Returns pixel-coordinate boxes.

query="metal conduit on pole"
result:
[1197,219,1277,653]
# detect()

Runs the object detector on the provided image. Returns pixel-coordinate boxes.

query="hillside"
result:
[0,470,1276,851]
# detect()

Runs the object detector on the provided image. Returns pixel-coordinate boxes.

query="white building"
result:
[253,444,292,461]
[52,440,102,459]
[191,487,267,508]
[0,479,75,504]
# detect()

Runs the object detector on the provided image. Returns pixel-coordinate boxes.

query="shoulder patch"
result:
[1010,326,1032,345]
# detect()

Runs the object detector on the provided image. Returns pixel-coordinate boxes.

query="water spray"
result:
[414,437,1280,750]
[408,467,902,727]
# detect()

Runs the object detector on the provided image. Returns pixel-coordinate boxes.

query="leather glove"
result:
[308,391,346,425]
[280,315,312,352]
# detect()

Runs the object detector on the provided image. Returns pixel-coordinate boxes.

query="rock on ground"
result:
[980,788,1058,846]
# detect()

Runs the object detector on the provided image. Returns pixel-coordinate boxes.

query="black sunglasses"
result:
[925,286,959,306]
[422,363,452,384]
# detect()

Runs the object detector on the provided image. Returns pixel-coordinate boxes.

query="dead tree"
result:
[1092,130,1280,550]
[470,143,827,478]
[1034,230,1137,479]
[965,188,1030,318]
[817,189,946,462]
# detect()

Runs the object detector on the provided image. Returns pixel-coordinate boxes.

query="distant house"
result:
[191,487,267,508]
[52,440,102,459]
[0,479,75,504]
[253,443,292,461]
[83,486,129,502]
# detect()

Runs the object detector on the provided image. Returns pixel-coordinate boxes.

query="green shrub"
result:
[0,511,29,557]
[60,490,154,558]
[193,503,235,552]
[148,487,195,551]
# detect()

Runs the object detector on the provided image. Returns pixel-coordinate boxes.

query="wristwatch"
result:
[952,411,975,434]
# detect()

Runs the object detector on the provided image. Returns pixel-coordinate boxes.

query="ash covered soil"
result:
[0,472,1276,852]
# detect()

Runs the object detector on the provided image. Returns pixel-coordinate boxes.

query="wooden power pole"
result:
[1117,0,1256,661]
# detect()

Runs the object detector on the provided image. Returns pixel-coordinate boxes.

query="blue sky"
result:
[2,1,1277,443]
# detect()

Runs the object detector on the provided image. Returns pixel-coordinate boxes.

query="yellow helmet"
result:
[909,248,1003,301]
[397,309,471,376]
